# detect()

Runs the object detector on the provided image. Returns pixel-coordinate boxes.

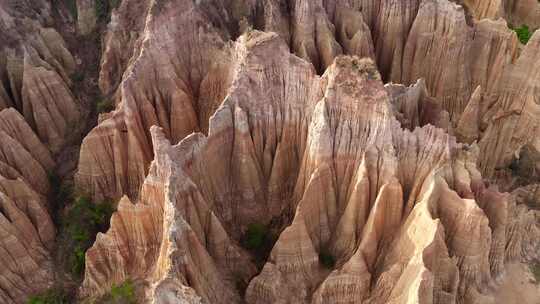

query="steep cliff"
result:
[78,0,533,202]
[81,31,540,304]
[1,0,539,303]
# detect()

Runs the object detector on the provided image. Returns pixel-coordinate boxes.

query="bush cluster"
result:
[64,195,115,276]
[97,99,114,113]
[97,280,136,304]
[318,248,336,269]
[27,288,69,304]
[511,24,533,44]
[242,223,275,264]
[49,174,115,278]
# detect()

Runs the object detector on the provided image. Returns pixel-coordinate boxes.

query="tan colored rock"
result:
[400,0,473,123]
[478,31,540,177]
[81,30,540,304]
[21,53,80,154]
[0,108,54,171]
[78,0,241,201]
[0,4,79,154]
[456,86,483,143]
[0,177,55,304]
[373,0,421,81]
[386,79,451,131]
[81,0,540,203]
[462,0,504,19]
[81,127,257,303]
[505,184,540,262]
[0,111,55,303]
[291,0,343,73]
[503,0,540,29]
[72,2,540,303]
[97,0,152,95]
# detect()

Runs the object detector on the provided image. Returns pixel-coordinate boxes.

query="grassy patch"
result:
[319,248,335,269]
[27,288,69,304]
[511,24,533,44]
[97,99,114,113]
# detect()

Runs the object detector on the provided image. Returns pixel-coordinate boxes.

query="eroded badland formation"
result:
[0,0,540,303]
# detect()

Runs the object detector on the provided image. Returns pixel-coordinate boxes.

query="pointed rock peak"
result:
[150,125,174,167]
[234,30,291,63]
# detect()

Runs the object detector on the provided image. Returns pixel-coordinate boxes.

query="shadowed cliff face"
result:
[0,0,540,303]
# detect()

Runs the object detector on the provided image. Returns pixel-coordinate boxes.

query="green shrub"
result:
[48,172,116,279]
[27,288,69,304]
[62,195,115,277]
[512,24,533,44]
[70,245,87,275]
[110,280,136,303]
[96,280,136,304]
[319,249,335,269]
[97,99,114,113]
[241,223,275,264]
[245,223,267,250]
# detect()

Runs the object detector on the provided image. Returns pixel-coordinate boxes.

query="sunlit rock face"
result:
[0,0,536,303]
[80,29,539,304]
[77,0,536,202]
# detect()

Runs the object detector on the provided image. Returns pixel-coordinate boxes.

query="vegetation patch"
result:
[96,280,137,304]
[27,288,69,304]
[49,176,115,278]
[319,248,336,269]
[73,71,85,83]
[64,195,115,276]
[241,223,275,264]
[531,262,540,284]
[97,99,114,113]
[511,24,533,44]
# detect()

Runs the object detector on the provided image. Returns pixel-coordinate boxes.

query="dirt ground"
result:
[495,263,540,304]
